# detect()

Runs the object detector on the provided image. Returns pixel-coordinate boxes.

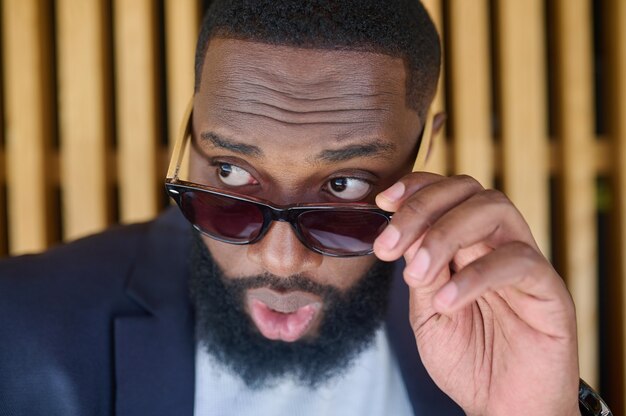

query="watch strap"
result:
[579,379,612,416]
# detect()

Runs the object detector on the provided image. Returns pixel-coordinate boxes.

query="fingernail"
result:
[376,225,401,251]
[405,248,430,282]
[380,182,405,202]
[434,282,458,308]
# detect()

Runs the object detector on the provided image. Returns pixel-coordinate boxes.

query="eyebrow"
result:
[200,131,396,163]
[201,132,263,157]
[314,140,396,162]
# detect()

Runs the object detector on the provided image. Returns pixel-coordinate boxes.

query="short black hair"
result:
[194,0,441,114]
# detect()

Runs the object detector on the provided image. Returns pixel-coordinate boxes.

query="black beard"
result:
[188,231,394,389]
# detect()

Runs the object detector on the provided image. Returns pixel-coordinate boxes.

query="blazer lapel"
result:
[114,208,196,416]
[385,260,464,415]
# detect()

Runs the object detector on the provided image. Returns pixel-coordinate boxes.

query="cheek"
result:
[201,235,252,278]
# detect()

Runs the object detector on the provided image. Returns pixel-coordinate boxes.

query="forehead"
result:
[197,38,416,119]
[198,37,408,98]
[192,38,421,171]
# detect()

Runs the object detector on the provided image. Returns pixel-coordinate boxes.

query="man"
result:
[0,1,611,415]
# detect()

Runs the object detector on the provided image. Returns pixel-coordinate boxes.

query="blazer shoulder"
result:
[0,221,153,306]
[2,221,148,276]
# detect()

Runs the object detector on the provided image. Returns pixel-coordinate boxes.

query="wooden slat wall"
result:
[57,0,111,241]
[164,0,199,147]
[496,0,550,256]
[0,59,5,256]
[420,0,446,176]
[113,0,161,223]
[606,0,626,412]
[1,0,55,254]
[554,0,599,387]
[0,0,624,412]
[447,0,494,188]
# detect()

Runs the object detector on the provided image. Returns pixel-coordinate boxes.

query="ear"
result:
[425,111,447,163]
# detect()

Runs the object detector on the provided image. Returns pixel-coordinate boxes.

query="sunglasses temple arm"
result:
[167,98,194,180]
[412,106,434,172]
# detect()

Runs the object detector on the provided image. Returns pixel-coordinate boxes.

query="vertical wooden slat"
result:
[0,148,5,256]
[554,0,598,387]
[113,0,161,223]
[606,0,626,410]
[57,0,111,240]
[421,0,447,176]
[164,0,198,148]
[496,0,550,255]
[0,33,6,256]
[1,0,54,254]
[447,0,493,187]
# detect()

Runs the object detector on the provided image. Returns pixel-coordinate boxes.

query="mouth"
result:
[246,288,322,342]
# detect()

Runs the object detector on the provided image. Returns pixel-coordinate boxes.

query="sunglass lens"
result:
[298,210,389,256]
[181,190,264,242]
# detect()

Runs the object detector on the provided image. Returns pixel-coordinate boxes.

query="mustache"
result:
[222,272,339,299]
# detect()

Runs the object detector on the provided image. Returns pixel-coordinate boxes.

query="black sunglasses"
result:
[166,181,392,257]
[164,99,433,257]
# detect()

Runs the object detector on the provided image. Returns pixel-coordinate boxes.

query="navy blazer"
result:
[0,208,462,416]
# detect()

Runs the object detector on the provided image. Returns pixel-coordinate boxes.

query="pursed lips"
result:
[246,288,323,342]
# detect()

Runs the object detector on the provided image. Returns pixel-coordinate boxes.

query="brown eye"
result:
[328,178,371,201]
[217,163,257,186]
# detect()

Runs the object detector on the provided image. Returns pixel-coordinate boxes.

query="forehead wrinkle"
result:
[217,46,405,86]
[210,80,399,113]
[238,98,391,115]
[200,39,411,116]
[210,84,397,126]
[219,107,378,126]
[208,61,403,105]
[237,80,396,102]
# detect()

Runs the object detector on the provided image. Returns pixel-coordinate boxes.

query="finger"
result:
[406,260,452,331]
[431,242,575,337]
[375,171,446,212]
[374,175,484,262]
[404,189,538,285]
[404,242,491,327]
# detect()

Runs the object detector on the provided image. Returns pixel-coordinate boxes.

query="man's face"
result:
[190,38,423,343]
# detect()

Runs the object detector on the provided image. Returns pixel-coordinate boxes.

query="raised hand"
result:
[374,172,580,416]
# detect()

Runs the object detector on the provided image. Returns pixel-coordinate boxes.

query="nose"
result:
[246,220,323,277]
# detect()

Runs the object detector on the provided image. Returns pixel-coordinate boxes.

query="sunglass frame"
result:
[166,180,392,257]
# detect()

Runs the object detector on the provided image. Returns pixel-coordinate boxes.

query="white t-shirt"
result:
[194,327,413,416]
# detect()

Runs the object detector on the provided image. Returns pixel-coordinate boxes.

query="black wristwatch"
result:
[579,379,612,416]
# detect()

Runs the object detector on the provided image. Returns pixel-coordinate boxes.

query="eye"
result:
[327,178,371,201]
[216,163,258,186]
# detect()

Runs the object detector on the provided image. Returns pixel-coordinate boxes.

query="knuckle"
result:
[402,197,431,219]
[472,190,516,221]
[510,241,539,259]
[507,241,545,272]
[480,189,510,205]
[422,226,448,251]
[514,241,535,255]
[452,174,483,191]
[404,171,442,186]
